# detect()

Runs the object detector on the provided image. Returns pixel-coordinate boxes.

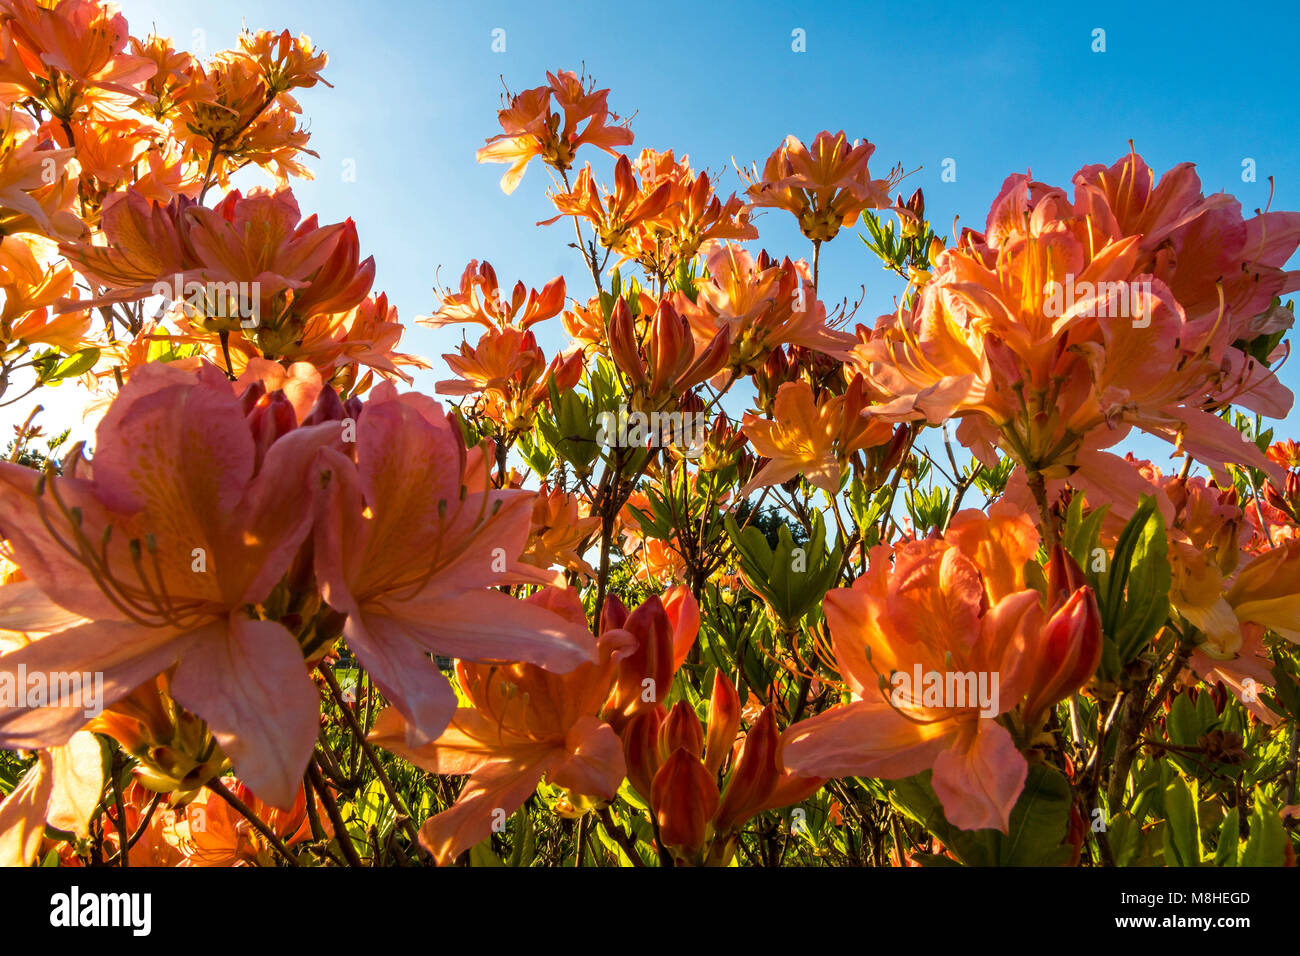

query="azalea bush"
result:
[1,0,1299,869]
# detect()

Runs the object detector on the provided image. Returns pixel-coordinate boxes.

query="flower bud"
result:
[622,706,665,800]
[651,748,719,853]
[607,298,647,387]
[604,595,674,730]
[704,670,741,776]
[659,700,704,761]
[1021,587,1102,726]
[714,706,780,833]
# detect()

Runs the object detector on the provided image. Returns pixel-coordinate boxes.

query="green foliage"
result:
[889,765,1075,866]
[724,509,841,628]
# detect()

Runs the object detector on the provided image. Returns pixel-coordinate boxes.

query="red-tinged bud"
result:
[899,188,925,238]
[547,349,584,395]
[303,385,345,425]
[1021,587,1103,727]
[753,345,791,412]
[764,344,790,382]
[659,700,704,761]
[239,381,267,416]
[705,670,741,776]
[604,595,674,730]
[1164,476,1190,517]
[881,424,910,472]
[1286,470,1300,504]
[622,706,665,801]
[613,154,636,199]
[600,595,629,633]
[247,392,297,471]
[714,706,780,833]
[677,391,705,417]
[677,325,731,393]
[651,748,719,853]
[661,585,699,671]
[906,187,924,219]
[1046,544,1087,604]
[1207,680,1227,714]
[637,180,673,223]
[648,301,689,397]
[608,298,647,386]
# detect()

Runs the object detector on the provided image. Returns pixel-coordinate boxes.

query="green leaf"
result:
[40,347,100,383]
[469,840,505,867]
[1167,694,1201,749]
[996,764,1075,865]
[1214,808,1240,867]
[1107,812,1146,866]
[888,764,1073,866]
[1160,776,1200,867]
[507,806,535,867]
[1098,496,1170,665]
[1240,790,1285,866]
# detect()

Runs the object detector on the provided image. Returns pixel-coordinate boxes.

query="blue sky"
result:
[20,0,1300,466]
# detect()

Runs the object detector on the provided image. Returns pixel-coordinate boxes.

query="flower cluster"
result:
[2,6,1299,871]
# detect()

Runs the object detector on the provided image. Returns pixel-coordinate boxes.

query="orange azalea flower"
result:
[744,131,900,242]
[187,187,374,339]
[176,49,317,189]
[57,187,189,301]
[151,778,320,867]
[1042,456,1300,675]
[1267,439,1300,470]
[0,363,347,808]
[0,230,90,357]
[370,589,629,866]
[853,166,1290,492]
[0,0,157,121]
[64,186,375,349]
[617,491,690,587]
[784,505,1100,832]
[521,484,600,582]
[422,260,565,331]
[1074,148,1300,380]
[681,244,855,375]
[0,107,81,239]
[0,730,103,866]
[539,154,672,250]
[288,292,430,390]
[55,114,160,207]
[438,325,581,431]
[477,69,632,194]
[312,386,596,751]
[617,148,757,277]
[561,293,611,352]
[370,588,696,865]
[0,233,75,324]
[739,377,895,497]
[129,33,199,119]
[236,29,330,98]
